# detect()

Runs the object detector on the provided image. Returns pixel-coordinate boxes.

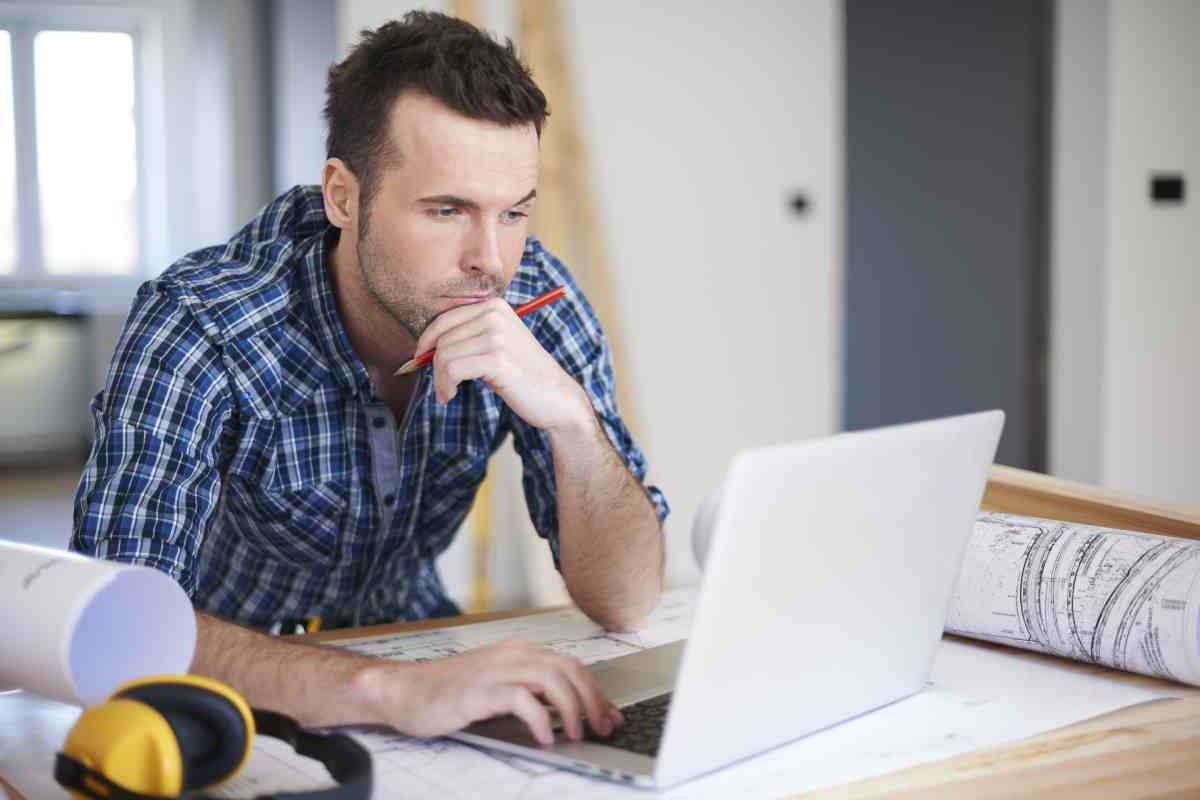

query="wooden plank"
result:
[449,0,482,24]
[515,0,641,430]
[982,465,1200,540]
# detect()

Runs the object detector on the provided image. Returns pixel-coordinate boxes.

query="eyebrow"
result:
[418,189,537,210]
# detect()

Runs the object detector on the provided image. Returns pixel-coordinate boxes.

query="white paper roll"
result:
[0,540,196,706]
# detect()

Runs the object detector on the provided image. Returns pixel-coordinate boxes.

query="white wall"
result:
[337,1,844,596]
[1051,0,1200,508]
[1103,0,1200,506]
[272,0,337,193]
[190,1,273,244]
[567,2,843,585]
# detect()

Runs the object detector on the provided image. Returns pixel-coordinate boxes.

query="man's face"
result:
[354,92,540,339]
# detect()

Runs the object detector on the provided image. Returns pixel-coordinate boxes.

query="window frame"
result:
[0,3,170,306]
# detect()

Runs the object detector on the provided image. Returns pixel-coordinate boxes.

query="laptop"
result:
[451,410,1004,788]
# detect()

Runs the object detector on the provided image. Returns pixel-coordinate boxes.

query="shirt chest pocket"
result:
[222,412,355,568]
[224,477,350,568]
[413,442,489,557]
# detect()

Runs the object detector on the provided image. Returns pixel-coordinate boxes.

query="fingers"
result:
[519,667,584,740]
[432,352,501,404]
[494,643,615,740]
[433,331,504,370]
[402,641,622,746]
[415,297,512,358]
[493,685,554,746]
[545,653,614,738]
[431,307,511,352]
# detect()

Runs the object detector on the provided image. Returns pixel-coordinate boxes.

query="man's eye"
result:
[501,210,529,224]
[429,207,461,219]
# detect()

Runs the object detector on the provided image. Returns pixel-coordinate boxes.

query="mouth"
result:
[441,292,498,310]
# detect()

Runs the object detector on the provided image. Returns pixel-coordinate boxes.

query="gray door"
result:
[843,0,1049,469]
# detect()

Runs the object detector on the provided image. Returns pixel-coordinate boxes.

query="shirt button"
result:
[383,494,396,507]
[372,416,386,429]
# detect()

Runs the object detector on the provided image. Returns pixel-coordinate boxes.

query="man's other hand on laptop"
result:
[356,639,623,745]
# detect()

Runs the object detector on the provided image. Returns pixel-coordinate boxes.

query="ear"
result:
[322,158,359,232]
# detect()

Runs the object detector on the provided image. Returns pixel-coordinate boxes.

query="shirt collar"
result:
[298,226,373,396]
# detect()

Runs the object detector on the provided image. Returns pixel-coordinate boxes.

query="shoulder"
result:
[507,237,608,374]
[151,186,328,343]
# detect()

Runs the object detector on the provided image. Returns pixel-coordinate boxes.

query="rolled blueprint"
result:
[946,513,1200,686]
[0,540,196,705]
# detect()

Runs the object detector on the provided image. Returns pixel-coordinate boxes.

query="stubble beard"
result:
[355,228,434,340]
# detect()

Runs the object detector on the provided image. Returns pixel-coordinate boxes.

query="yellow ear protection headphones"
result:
[54,674,372,799]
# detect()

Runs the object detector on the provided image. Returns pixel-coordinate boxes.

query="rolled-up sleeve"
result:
[71,283,232,595]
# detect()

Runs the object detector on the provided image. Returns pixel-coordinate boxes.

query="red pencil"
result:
[393,285,568,376]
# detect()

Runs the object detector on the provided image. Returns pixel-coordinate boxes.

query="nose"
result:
[464,218,505,282]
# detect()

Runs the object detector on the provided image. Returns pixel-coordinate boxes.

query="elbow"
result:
[597,608,650,634]
[579,578,663,633]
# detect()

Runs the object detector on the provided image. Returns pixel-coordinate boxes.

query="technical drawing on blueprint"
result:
[945,512,1200,685]
[334,587,696,666]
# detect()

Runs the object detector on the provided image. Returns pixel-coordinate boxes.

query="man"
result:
[71,11,668,746]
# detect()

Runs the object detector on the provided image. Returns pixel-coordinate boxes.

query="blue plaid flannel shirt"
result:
[71,186,669,629]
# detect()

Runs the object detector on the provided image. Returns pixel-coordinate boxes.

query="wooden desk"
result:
[5,468,1200,798]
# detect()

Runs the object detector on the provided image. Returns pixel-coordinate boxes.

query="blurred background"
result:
[0,0,1195,612]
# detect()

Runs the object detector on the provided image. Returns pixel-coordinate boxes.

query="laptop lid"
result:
[654,410,1003,786]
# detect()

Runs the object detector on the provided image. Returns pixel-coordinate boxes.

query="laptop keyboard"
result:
[585,693,672,757]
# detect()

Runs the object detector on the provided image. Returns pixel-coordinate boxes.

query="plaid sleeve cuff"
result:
[70,534,196,596]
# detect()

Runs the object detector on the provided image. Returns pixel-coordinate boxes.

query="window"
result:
[0,31,15,274]
[35,31,139,274]
[1,23,143,279]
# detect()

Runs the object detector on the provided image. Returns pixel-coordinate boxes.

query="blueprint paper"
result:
[947,513,1200,685]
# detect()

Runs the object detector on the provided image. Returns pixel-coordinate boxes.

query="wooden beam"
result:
[516,0,640,430]
[449,0,483,25]
[982,465,1200,540]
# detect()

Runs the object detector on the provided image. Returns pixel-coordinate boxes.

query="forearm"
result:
[190,611,401,727]
[549,412,664,632]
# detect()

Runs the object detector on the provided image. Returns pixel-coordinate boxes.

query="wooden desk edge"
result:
[1,774,22,800]
[310,603,567,644]
[815,695,1200,799]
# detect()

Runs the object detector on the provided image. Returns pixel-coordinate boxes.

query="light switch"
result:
[1150,173,1185,204]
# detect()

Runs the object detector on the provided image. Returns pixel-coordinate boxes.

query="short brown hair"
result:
[324,11,548,210]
